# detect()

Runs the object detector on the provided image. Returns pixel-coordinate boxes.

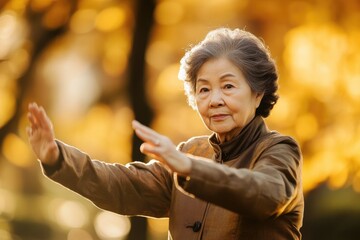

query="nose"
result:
[209,89,224,107]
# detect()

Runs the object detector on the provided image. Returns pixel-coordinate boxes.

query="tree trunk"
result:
[127,0,156,240]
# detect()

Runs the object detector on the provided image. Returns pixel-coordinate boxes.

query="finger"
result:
[29,103,52,130]
[27,112,38,129]
[28,103,41,128]
[26,126,38,143]
[26,126,32,138]
[132,120,159,136]
[132,120,161,145]
[139,143,162,160]
[38,106,53,131]
[28,102,39,114]
[27,103,37,128]
[134,128,160,147]
[140,143,156,154]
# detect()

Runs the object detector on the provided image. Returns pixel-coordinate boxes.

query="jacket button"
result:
[192,221,202,232]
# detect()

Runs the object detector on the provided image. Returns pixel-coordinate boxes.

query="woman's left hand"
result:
[132,120,191,176]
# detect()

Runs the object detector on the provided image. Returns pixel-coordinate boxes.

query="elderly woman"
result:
[27,28,304,239]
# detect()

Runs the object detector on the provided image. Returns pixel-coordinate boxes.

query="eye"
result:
[198,87,209,93]
[224,84,234,89]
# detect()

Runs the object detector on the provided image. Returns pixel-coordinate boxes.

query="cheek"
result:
[196,104,207,118]
[227,100,254,118]
[195,100,209,118]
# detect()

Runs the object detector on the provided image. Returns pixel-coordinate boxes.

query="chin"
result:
[210,127,233,135]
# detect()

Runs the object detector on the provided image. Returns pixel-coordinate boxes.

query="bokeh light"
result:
[0,84,16,129]
[155,1,184,26]
[147,218,169,239]
[0,10,26,59]
[67,228,93,240]
[1,133,32,168]
[70,9,97,34]
[94,211,131,240]
[0,188,16,219]
[50,199,89,229]
[95,6,127,32]
[0,229,12,240]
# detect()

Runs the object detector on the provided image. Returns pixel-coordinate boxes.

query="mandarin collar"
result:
[208,116,269,162]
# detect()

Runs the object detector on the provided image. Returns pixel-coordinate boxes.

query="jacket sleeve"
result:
[41,140,173,218]
[175,136,302,220]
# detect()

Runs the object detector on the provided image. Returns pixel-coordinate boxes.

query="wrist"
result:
[177,155,192,176]
[43,141,60,166]
[41,144,62,175]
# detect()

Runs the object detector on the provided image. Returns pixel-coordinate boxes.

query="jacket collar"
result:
[208,116,269,162]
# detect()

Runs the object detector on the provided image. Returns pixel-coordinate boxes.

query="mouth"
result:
[210,114,229,121]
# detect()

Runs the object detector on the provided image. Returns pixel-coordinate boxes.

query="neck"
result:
[215,127,242,144]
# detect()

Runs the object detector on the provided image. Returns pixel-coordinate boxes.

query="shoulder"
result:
[256,131,301,159]
[261,131,299,147]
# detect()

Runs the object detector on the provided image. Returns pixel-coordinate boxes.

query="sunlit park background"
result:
[0,0,359,239]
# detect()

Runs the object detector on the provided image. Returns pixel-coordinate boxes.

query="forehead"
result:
[196,57,244,81]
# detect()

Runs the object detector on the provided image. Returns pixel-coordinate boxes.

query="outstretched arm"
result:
[26,102,59,166]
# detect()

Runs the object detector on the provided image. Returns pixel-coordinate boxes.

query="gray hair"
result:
[178,28,279,118]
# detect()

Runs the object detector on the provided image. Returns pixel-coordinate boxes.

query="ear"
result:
[255,92,264,108]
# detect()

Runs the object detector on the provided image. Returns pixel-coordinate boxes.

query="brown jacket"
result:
[43,116,303,239]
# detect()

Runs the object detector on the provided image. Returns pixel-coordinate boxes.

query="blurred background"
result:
[0,0,359,239]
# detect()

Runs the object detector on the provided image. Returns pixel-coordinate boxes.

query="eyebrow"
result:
[219,73,236,79]
[196,73,237,82]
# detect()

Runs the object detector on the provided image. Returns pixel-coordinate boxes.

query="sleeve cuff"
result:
[177,175,191,188]
[174,172,195,198]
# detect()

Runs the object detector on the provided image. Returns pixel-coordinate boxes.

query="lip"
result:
[210,114,229,121]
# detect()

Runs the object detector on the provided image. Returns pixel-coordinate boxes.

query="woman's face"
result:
[195,57,263,143]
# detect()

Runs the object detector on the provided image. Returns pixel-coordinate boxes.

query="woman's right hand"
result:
[26,102,60,166]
